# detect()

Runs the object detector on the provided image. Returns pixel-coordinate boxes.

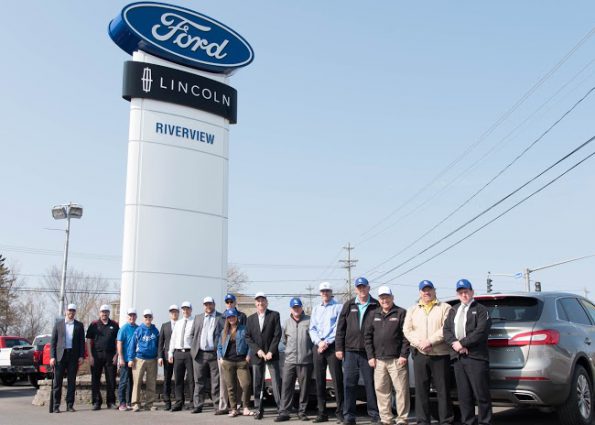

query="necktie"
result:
[179,318,187,348]
[201,315,211,350]
[456,305,467,339]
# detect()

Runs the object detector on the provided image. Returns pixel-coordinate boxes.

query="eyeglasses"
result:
[144,315,153,318]
[225,300,234,304]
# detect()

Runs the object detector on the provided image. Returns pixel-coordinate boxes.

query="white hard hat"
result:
[127,308,137,315]
[168,304,179,311]
[100,304,111,312]
[181,301,192,309]
[203,296,215,304]
[377,286,393,296]
[319,282,332,291]
[254,292,267,299]
[67,303,77,311]
[143,309,153,316]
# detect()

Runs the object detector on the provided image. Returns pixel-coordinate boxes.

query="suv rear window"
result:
[474,296,541,322]
[4,339,30,348]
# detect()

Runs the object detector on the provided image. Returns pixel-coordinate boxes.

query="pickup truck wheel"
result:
[557,365,593,425]
[0,375,17,386]
[28,374,39,389]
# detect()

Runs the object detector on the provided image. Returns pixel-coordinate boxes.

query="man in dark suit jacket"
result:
[245,292,282,413]
[50,303,85,413]
[443,279,492,425]
[158,304,179,410]
[190,296,223,413]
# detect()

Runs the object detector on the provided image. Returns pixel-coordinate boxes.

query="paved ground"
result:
[0,381,561,425]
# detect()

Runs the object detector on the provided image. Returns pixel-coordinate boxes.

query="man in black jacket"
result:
[158,304,179,410]
[443,279,492,425]
[245,292,282,414]
[336,277,380,424]
[364,286,410,425]
[50,303,85,413]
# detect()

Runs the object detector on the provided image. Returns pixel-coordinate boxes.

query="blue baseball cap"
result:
[354,277,369,287]
[224,308,239,318]
[456,279,473,291]
[419,280,435,290]
[289,297,303,308]
[224,293,236,302]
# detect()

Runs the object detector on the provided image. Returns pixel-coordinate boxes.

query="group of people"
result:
[50,277,493,425]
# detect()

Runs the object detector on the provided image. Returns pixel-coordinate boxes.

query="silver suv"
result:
[470,291,595,425]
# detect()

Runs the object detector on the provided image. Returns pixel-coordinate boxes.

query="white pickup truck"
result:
[0,336,32,386]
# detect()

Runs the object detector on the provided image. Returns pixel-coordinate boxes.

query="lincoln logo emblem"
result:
[142,67,153,93]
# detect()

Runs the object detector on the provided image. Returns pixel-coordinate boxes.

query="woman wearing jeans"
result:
[218,308,252,417]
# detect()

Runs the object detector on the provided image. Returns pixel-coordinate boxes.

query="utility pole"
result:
[339,243,358,300]
[584,287,591,300]
[525,254,595,292]
[305,284,314,314]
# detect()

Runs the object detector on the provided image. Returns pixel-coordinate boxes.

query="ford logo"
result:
[109,2,254,74]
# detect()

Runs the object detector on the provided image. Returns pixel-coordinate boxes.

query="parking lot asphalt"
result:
[0,381,562,425]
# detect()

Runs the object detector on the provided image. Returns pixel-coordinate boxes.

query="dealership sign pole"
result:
[109,2,253,324]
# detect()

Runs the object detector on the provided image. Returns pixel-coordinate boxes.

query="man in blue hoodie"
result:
[127,309,160,412]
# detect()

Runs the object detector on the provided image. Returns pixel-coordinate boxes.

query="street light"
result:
[52,203,83,316]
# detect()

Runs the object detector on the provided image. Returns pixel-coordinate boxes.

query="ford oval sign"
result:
[109,2,254,74]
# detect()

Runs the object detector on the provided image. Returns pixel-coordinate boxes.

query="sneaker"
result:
[298,413,310,421]
[66,405,76,412]
[150,406,158,411]
[92,404,101,411]
[118,404,128,411]
[132,405,141,412]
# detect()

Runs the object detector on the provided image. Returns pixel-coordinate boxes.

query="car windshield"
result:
[33,336,51,350]
[5,339,30,348]
[475,296,541,322]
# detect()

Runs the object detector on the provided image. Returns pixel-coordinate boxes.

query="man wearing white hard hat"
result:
[364,286,410,425]
[116,307,138,411]
[168,301,195,411]
[190,296,223,413]
[245,292,283,414]
[309,282,344,423]
[158,304,179,410]
[127,309,160,411]
[50,303,85,413]
[86,304,120,410]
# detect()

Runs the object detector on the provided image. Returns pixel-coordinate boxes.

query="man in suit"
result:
[443,279,492,425]
[158,304,179,411]
[168,301,195,411]
[50,303,85,413]
[245,292,282,415]
[190,296,223,413]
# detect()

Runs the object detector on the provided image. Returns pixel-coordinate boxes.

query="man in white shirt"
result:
[190,296,223,413]
[168,301,195,411]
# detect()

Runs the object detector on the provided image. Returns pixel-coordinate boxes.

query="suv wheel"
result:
[557,365,593,425]
[0,375,17,386]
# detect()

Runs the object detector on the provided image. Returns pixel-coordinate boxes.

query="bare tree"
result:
[227,265,248,294]
[44,266,114,326]
[13,295,48,342]
[0,256,22,335]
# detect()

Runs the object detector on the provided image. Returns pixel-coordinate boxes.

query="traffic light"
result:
[487,278,493,293]
[535,281,542,292]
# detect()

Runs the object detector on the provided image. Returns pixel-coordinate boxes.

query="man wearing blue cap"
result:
[404,280,453,425]
[275,298,313,422]
[443,279,492,425]
[336,277,380,425]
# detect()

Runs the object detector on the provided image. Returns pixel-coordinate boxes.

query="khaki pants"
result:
[131,358,157,408]
[374,358,410,424]
[221,359,251,409]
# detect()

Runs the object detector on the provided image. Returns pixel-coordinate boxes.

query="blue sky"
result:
[2,1,595,317]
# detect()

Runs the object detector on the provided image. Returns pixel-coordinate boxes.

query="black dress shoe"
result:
[164,402,172,411]
[298,413,310,421]
[343,421,356,425]
[274,415,291,422]
[171,404,183,412]
[214,409,229,415]
[191,407,202,413]
[313,414,328,423]
[106,403,115,409]
[66,405,76,412]
[335,415,344,424]
[92,404,101,411]
[53,406,61,413]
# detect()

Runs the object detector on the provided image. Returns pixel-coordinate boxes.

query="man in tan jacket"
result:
[403,280,453,425]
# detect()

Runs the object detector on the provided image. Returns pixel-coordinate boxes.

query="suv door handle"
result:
[585,338,592,345]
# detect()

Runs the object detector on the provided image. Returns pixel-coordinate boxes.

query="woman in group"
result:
[218,308,252,417]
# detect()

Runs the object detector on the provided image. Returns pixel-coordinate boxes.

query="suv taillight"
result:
[489,329,560,347]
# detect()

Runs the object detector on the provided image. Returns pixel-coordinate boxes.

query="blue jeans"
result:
[118,364,133,405]
[343,351,379,422]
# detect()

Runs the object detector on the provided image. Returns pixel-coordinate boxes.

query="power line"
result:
[365,86,595,275]
[356,25,595,242]
[382,147,595,284]
[374,134,595,282]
